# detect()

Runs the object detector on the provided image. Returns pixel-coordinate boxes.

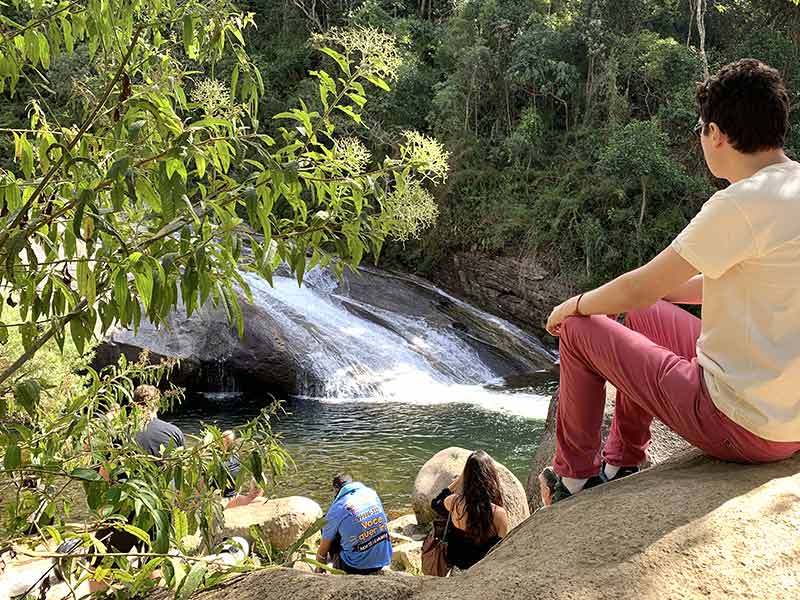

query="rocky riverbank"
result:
[6,434,799,600]
[219,447,529,575]
[0,445,528,599]
[186,451,800,600]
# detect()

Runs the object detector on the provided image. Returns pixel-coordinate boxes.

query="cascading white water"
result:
[242,268,555,419]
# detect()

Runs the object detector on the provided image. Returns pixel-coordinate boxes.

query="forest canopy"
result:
[228,0,799,285]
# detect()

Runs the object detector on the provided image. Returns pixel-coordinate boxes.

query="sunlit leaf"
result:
[176,561,207,600]
[14,379,41,416]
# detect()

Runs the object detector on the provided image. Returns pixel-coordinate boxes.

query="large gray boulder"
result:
[186,451,800,600]
[92,265,556,396]
[222,496,323,551]
[525,384,693,511]
[412,447,530,528]
[93,292,300,394]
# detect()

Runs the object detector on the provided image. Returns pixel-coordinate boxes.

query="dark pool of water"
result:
[167,393,547,513]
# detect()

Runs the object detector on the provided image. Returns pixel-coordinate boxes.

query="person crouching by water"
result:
[315,473,392,575]
[430,450,510,571]
[217,430,262,509]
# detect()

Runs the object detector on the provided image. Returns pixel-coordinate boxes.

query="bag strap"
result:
[442,512,451,542]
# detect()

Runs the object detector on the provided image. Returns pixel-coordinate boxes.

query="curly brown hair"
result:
[696,59,789,153]
[133,384,161,411]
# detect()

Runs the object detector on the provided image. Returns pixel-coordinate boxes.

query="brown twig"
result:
[0,299,88,387]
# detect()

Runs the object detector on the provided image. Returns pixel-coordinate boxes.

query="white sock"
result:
[562,476,588,494]
[604,463,621,480]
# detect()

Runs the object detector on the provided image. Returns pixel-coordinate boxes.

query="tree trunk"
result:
[465,86,471,132]
[557,96,569,131]
[505,82,512,135]
[474,74,479,133]
[638,176,648,236]
[697,0,710,79]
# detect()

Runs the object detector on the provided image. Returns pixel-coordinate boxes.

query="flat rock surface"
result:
[223,496,323,551]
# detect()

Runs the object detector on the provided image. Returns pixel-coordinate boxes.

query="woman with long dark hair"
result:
[430,450,510,571]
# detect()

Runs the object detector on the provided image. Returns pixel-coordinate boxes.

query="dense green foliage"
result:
[0,0,798,594]
[0,0,448,594]
[0,3,446,372]
[0,307,90,413]
[232,0,800,286]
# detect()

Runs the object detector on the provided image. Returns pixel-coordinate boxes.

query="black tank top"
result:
[444,525,501,570]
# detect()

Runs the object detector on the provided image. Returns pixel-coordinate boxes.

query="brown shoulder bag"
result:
[421,513,451,577]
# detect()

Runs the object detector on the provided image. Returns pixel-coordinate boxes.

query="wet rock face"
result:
[92,295,302,396]
[342,267,556,375]
[431,251,572,348]
[93,266,555,397]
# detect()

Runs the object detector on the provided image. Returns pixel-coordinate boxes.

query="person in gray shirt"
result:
[132,385,185,456]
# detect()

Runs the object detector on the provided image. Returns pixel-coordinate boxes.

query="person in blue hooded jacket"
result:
[315,473,392,575]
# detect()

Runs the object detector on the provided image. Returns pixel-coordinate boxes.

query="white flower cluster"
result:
[382,179,439,242]
[334,136,372,175]
[192,79,235,117]
[401,130,450,184]
[311,26,403,81]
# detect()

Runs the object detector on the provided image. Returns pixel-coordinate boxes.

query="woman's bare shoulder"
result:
[492,504,509,520]
[492,505,510,536]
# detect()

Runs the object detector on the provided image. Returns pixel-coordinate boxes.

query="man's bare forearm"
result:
[663,274,703,304]
[316,537,332,562]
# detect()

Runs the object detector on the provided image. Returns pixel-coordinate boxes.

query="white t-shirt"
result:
[671,160,800,442]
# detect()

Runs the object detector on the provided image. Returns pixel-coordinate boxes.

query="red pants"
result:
[553,301,800,479]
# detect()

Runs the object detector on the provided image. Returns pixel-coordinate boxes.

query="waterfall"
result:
[197,358,243,401]
[101,263,557,418]
[241,267,556,418]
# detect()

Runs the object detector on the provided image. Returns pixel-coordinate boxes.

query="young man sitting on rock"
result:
[539,58,800,505]
[315,473,392,575]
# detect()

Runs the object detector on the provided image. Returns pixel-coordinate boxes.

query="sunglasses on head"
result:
[693,119,705,135]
